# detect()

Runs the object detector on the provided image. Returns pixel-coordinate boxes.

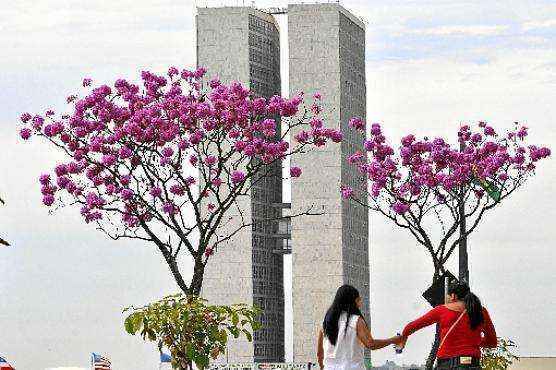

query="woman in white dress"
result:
[316,285,401,370]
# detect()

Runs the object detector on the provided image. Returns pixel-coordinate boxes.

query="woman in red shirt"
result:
[399,282,497,369]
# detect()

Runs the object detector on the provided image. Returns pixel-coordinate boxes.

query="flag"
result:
[159,352,172,370]
[91,353,111,370]
[0,356,14,370]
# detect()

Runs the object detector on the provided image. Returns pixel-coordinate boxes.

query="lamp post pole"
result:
[459,140,469,283]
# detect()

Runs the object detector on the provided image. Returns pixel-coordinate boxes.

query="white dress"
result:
[323,313,365,370]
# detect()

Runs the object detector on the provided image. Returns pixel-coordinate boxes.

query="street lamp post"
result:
[459,141,469,283]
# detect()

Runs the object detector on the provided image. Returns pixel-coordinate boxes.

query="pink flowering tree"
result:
[344,120,550,280]
[19,67,342,296]
[343,120,550,368]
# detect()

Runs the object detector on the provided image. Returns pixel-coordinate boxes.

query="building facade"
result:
[197,3,368,364]
[197,7,285,363]
[508,357,556,370]
[288,3,368,362]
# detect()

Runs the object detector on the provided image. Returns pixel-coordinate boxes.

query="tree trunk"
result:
[425,324,440,370]
[190,258,205,296]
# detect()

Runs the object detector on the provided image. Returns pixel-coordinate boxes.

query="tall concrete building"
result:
[196,3,368,364]
[288,3,369,362]
[197,7,285,363]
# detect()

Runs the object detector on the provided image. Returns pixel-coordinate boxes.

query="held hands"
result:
[392,335,407,348]
[391,334,404,345]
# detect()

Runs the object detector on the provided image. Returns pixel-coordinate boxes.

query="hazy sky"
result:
[1,1,555,369]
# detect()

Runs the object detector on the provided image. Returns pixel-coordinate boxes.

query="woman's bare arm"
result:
[356,317,401,350]
[317,328,325,370]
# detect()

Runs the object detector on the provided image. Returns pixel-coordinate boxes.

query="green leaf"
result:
[243,329,253,342]
[231,311,239,326]
[124,312,143,334]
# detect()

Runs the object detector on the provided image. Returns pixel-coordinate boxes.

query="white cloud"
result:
[402,24,510,36]
[522,18,556,31]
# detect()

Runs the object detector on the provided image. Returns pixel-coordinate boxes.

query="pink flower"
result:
[364,140,375,152]
[231,170,245,184]
[162,147,174,157]
[370,123,381,136]
[471,133,482,143]
[310,118,323,129]
[484,126,496,136]
[149,186,162,198]
[244,145,256,157]
[211,178,222,187]
[204,247,214,257]
[209,77,221,88]
[20,113,32,123]
[401,135,415,147]
[178,140,190,150]
[205,155,217,166]
[39,174,51,185]
[162,202,176,214]
[120,188,133,200]
[185,176,196,186]
[328,130,343,143]
[120,175,131,186]
[517,126,528,139]
[348,117,365,131]
[43,194,55,206]
[348,152,364,165]
[54,164,68,176]
[102,154,117,166]
[290,166,302,178]
[392,202,410,214]
[294,131,310,143]
[341,186,353,199]
[119,146,132,159]
[194,67,206,79]
[168,66,179,77]
[170,184,185,195]
[20,128,32,140]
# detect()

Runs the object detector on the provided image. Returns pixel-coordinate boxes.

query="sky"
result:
[1,0,555,369]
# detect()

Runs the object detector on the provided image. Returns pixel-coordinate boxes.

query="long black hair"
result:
[323,285,364,345]
[448,281,484,329]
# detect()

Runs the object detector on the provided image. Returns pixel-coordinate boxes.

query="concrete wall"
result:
[509,357,556,370]
[197,7,254,363]
[288,3,368,363]
[196,6,284,363]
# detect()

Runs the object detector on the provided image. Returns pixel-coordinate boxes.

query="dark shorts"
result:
[435,356,481,370]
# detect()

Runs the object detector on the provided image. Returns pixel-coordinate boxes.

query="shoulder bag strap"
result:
[438,310,467,353]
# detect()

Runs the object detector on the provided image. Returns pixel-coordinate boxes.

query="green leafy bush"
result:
[124,294,261,370]
[481,338,519,370]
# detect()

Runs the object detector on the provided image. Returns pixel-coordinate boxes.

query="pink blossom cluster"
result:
[344,120,551,214]
[20,67,342,228]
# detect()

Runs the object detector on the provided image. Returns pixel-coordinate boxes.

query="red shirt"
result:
[402,305,497,359]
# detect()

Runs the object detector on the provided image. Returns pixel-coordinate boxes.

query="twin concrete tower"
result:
[197,3,369,364]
